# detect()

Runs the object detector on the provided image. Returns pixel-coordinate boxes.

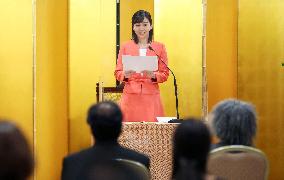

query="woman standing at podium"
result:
[115,10,169,122]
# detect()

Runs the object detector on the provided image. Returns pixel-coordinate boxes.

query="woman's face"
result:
[133,17,152,41]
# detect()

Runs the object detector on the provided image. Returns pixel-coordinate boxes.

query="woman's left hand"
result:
[142,70,155,78]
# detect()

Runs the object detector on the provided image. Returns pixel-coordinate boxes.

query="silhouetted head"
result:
[210,99,257,146]
[132,10,153,44]
[87,101,123,142]
[172,118,211,180]
[0,120,34,180]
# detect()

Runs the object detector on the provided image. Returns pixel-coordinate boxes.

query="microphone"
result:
[148,45,181,121]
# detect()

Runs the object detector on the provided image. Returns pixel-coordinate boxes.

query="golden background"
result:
[0,0,283,179]
[238,0,284,178]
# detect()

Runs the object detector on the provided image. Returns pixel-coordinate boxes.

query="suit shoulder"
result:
[121,147,150,163]
[63,147,93,162]
[122,147,150,167]
[151,41,165,47]
[121,40,136,48]
[151,41,166,51]
[125,148,148,157]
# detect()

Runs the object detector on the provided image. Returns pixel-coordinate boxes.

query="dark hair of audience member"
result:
[0,120,34,180]
[211,99,257,146]
[87,101,123,142]
[172,118,211,180]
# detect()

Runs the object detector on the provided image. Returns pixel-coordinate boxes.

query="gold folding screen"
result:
[238,0,284,179]
[155,0,203,117]
[35,0,68,179]
[4,0,283,179]
[0,0,68,179]
[69,0,116,153]
[0,0,34,144]
[206,0,238,111]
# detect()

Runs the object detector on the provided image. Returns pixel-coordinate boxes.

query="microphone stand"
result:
[166,66,180,121]
[149,46,181,121]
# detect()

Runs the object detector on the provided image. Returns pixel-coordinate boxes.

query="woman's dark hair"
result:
[211,99,257,146]
[0,121,34,180]
[172,118,211,180]
[132,10,153,44]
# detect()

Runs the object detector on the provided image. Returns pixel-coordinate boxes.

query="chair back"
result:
[96,82,123,102]
[87,158,149,180]
[115,159,150,180]
[208,145,269,180]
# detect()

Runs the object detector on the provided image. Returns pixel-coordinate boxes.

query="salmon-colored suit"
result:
[115,40,169,122]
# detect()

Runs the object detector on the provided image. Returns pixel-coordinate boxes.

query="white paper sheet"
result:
[122,55,158,73]
[156,117,177,123]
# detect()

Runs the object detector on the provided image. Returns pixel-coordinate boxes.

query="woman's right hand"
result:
[124,70,135,78]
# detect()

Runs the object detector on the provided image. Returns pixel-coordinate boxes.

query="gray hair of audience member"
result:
[210,99,257,146]
[0,120,34,180]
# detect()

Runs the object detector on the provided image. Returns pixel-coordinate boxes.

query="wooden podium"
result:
[118,122,178,180]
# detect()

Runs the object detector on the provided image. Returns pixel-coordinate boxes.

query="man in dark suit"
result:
[61,101,150,180]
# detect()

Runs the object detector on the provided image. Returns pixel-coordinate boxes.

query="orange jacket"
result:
[115,40,169,94]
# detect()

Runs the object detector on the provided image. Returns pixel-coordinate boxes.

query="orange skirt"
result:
[119,93,164,122]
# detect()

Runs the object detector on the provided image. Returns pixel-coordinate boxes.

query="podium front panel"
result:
[119,122,178,180]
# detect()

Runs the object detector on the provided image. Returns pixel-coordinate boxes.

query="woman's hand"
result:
[142,70,155,79]
[124,70,135,78]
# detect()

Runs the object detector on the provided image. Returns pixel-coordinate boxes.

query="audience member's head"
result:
[172,118,211,180]
[209,99,257,146]
[87,101,123,142]
[0,120,34,180]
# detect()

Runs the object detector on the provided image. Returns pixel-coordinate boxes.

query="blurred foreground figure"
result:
[172,118,218,180]
[0,120,34,180]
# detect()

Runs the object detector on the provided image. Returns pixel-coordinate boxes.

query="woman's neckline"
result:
[138,43,149,49]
